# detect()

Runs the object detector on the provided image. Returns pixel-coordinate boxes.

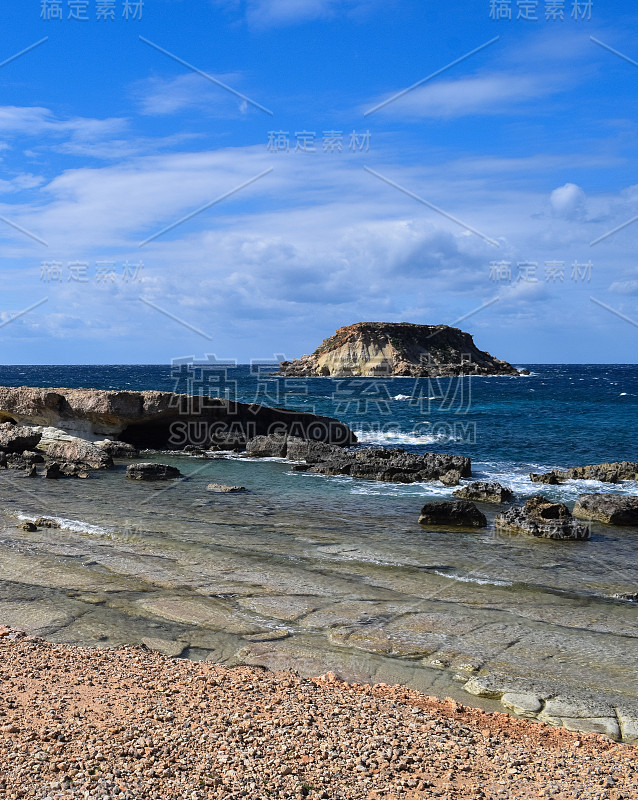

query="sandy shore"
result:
[0,627,635,800]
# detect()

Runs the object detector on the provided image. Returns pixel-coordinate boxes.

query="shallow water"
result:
[0,363,636,722]
[0,449,636,718]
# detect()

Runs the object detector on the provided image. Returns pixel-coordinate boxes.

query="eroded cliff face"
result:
[0,387,356,448]
[279,322,521,377]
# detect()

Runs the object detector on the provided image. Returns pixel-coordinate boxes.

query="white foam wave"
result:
[393,394,411,401]
[354,430,451,446]
[16,513,113,536]
[432,570,513,587]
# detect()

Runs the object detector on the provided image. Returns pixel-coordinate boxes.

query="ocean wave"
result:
[15,512,113,537]
[431,570,513,587]
[353,430,453,446]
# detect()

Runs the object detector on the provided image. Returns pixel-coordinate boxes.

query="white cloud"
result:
[550,183,586,219]
[234,0,377,27]
[133,73,247,116]
[366,72,560,119]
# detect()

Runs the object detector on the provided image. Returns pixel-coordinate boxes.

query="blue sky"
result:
[0,0,637,363]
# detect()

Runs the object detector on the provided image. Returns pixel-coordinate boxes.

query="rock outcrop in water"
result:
[418,500,487,528]
[530,461,638,484]
[453,481,513,503]
[496,496,590,540]
[0,387,356,450]
[573,494,638,526]
[278,322,521,377]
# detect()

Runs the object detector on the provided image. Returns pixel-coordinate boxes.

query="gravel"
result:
[0,626,635,800]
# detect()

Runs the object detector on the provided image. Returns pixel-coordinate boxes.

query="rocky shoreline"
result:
[0,627,636,800]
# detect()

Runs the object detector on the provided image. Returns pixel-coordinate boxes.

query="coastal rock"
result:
[17,522,37,532]
[37,428,113,470]
[278,321,522,377]
[44,462,61,479]
[418,500,487,528]
[125,463,182,481]
[500,692,543,717]
[34,517,61,528]
[572,494,638,526]
[95,439,139,458]
[0,423,41,454]
[305,448,471,484]
[530,471,560,485]
[530,461,638,484]
[440,469,462,486]
[496,496,590,540]
[206,483,246,493]
[453,481,513,503]
[208,430,247,451]
[0,387,356,449]
[246,434,288,458]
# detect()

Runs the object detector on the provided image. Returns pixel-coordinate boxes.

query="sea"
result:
[0,364,636,718]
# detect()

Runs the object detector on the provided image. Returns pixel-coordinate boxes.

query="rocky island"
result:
[278,321,524,377]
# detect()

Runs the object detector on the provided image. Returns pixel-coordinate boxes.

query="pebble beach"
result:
[0,627,636,800]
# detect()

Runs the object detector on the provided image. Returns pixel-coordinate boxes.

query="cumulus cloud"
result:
[550,183,586,219]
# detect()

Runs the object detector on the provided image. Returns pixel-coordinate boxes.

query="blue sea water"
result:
[1,363,635,470]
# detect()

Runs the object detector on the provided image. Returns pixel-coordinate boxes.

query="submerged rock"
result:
[573,494,638,526]
[418,500,487,528]
[496,496,590,540]
[206,483,246,493]
[453,481,513,503]
[126,463,182,481]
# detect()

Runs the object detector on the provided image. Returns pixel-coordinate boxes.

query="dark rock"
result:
[573,494,638,526]
[26,465,37,478]
[246,435,288,458]
[206,483,246,493]
[285,437,344,463]
[531,462,638,485]
[58,462,90,479]
[440,469,462,486]
[6,451,43,470]
[519,369,531,375]
[0,423,41,453]
[208,432,247,452]
[418,500,487,528]
[306,448,471,484]
[183,445,207,456]
[17,521,37,531]
[34,517,61,528]
[97,440,139,458]
[126,463,182,481]
[530,471,561,485]
[0,452,6,469]
[44,462,61,479]
[453,481,514,503]
[496,496,590,540]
